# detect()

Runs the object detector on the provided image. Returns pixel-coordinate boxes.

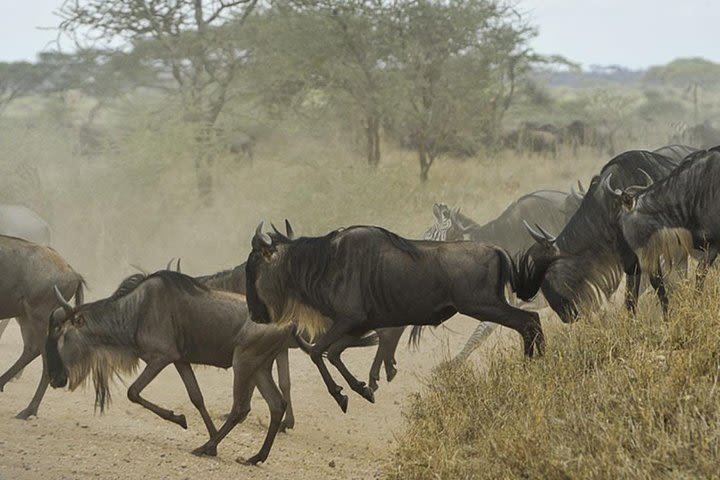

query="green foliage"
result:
[645,57,720,87]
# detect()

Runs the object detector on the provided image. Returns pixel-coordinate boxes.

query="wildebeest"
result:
[524,150,681,322]
[191,252,380,427]
[0,205,53,340]
[652,144,699,163]
[228,132,255,161]
[0,235,84,419]
[246,223,551,411]
[47,270,289,465]
[611,150,720,291]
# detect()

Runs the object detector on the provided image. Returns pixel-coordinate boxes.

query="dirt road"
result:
[0,313,524,480]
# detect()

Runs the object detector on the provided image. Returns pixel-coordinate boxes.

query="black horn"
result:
[53,285,74,313]
[285,219,295,240]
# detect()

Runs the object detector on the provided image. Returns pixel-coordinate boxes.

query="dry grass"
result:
[387,275,720,479]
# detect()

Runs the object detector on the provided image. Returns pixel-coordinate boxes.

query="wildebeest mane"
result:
[194,263,247,294]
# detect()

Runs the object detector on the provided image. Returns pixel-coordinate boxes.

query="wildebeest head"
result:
[246,222,293,325]
[47,286,85,389]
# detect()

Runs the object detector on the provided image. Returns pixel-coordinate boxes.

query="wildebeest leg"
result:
[243,365,286,465]
[0,319,10,340]
[369,327,404,391]
[460,303,544,357]
[275,347,294,432]
[15,353,51,419]
[192,336,281,458]
[326,337,375,403]
[624,273,641,314]
[649,260,669,317]
[127,361,187,429]
[0,315,41,392]
[174,362,217,438]
[297,321,371,409]
[695,246,718,292]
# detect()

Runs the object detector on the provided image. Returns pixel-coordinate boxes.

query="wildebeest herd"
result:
[2,141,720,465]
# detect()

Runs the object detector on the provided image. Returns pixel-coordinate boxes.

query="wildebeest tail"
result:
[497,248,553,302]
[408,325,424,349]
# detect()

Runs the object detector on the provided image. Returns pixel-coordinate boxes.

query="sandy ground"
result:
[0,312,527,480]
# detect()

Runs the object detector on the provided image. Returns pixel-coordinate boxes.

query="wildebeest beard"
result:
[246,246,333,340]
[540,252,623,322]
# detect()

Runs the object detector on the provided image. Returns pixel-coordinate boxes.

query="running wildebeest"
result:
[0,205,53,340]
[0,235,84,419]
[227,132,256,162]
[245,223,551,412]
[47,270,289,465]
[611,150,720,292]
[191,246,380,427]
[671,121,720,150]
[525,150,682,323]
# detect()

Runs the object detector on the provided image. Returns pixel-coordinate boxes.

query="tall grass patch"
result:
[389,276,720,479]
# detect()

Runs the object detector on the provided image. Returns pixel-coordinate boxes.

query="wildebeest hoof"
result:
[369,379,379,392]
[360,385,375,403]
[173,413,188,429]
[15,408,36,420]
[191,444,217,457]
[335,393,349,413]
[279,420,294,433]
[386,367,398,383]
[240,454,265,465]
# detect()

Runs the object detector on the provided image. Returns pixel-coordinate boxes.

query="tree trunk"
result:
[366,114,381,167]
[418,140,431,182]
[194,125,215,205]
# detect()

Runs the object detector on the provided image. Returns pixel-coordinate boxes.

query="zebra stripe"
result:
[453,322,499,362]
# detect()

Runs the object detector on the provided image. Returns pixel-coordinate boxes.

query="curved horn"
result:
[166,258,175,271]
[53,285,74,313]
[577,180,586,194]
[284,219,295,240]
[535,223,557,243]
[252,222,272,250]
[524,220,548,245]
[175,258,181,273]
[637,168,654,188]
[270,223,284,237]
[603,173,622,198]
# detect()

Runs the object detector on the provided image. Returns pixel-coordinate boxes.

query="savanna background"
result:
[1,1,719,478]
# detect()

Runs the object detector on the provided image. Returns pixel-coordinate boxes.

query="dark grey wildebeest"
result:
[0,235,84,419]
[245,223,552,412]
[191,250,379,429]
[610,150,720,292]
[525,150,682,323]
[652,144,699,163]
[0,205,53,340]
[47,270,289,465]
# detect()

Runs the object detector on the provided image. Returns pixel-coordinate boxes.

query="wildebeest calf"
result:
[47,271,289,465]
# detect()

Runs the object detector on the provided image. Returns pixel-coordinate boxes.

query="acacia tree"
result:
[0,62,50,115]
[386,0,536,181]
[57,0,259,203]
[252,0,391,166]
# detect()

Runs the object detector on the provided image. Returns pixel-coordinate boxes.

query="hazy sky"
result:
[1,0,719,69]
